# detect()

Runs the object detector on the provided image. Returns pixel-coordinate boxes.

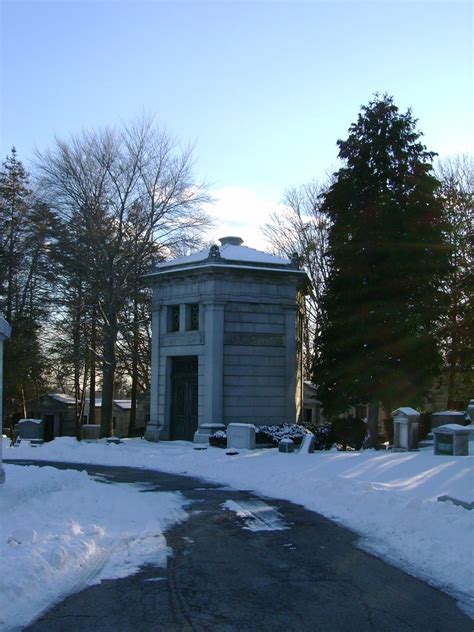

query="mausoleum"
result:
[144,237,310,443]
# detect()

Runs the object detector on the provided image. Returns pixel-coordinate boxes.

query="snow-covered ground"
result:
[2,437,474,629]
[0,460,187,631]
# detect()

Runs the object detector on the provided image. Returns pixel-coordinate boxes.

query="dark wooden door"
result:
[43,415,55,442]
[170,356,198,441]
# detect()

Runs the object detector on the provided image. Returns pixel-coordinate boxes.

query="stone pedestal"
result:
[194,423,226,444]
[227,423,256,450]
[279,438,295,453]
[431,411,466,429]
[81,424,101,441]
[15,419,44,441]
[392,407,419,450]
[433,424,470,456]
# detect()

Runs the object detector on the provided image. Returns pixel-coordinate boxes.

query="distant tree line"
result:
[263,94,473,439]
[0,118,212,437]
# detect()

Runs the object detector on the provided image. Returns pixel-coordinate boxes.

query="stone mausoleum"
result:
[144,237,310,443]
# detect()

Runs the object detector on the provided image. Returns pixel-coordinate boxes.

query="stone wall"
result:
[223,303,287,424]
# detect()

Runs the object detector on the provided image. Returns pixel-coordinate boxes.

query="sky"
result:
[1,0,473,247]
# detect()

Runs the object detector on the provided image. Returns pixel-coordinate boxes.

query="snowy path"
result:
[11,460,474,632]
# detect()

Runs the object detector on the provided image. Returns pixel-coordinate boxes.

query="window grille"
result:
[168,305,180,332]
[188,303,199,330]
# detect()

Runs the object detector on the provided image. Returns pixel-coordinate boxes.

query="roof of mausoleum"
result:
[0,315,11,340]
[146,236,309,280]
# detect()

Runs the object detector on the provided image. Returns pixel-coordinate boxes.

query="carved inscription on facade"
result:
[224,333,284,347]
[160,331,204,347]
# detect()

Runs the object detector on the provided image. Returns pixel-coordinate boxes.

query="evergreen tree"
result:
[314,95,450,445]
[0,150,56,423]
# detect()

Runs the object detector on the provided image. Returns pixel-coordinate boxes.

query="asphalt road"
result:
[7,460,472,632]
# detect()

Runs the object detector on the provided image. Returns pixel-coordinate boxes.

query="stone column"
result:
[145,305,162,442]
[200,302,225,434]
[284,306,297,424]
[0,316,12,484]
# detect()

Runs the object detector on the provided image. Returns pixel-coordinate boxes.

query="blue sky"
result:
[1,1,472,245]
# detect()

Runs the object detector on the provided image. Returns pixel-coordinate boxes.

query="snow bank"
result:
[4,437,474,618]
[0,463,187,631]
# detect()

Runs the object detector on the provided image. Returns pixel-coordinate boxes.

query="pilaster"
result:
[203,302,225,425]
[284,306,297,423]
[145,305,162,442]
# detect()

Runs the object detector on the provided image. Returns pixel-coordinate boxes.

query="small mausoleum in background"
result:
[144,237,311,443]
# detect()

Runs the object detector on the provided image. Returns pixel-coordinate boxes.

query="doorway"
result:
[170,356,198,441]
[43,415,55,442]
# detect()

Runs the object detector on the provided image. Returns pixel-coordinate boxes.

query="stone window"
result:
[168,305,180,332]
[186,303,200,331]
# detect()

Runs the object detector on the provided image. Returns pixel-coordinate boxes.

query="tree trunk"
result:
[88,309,96,426]
[73,283,82,439]
[100,312,118,438]
[128,289,139,437]
[446,300,459,409]
[364,402,380,449]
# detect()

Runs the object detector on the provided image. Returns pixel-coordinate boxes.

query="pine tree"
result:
[314,95,450,445]
[0,150,56,422]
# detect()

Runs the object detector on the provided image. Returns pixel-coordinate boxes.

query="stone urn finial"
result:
[208,244,222,261]
[290,252,301,269]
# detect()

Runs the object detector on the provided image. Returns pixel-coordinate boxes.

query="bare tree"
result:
[262,181,331,378]
[37,118,212,437]
[434,155,473,408]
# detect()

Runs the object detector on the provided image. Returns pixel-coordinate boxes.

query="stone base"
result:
[227,423,256,450]
[144,425,162,442]
[194,423,226,444]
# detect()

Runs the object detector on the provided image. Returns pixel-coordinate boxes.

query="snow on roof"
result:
[86,398,132,410]
[114,400,132,410]
[432,410,466,416]
[48,393,76,405]
[156,237,294,271]
[391,407,419,416]
[0,315,11,339]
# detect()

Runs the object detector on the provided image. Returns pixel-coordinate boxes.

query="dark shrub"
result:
[210,424,310,448]
[209,430,227,448]
[382,416,394,444]
[256,424,307,446]
[331,416,366,451]
[418,412,431,441]
[311,424,334,450]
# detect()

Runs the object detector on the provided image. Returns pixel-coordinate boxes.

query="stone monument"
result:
[144,237,310,443]
[0,315,11,484]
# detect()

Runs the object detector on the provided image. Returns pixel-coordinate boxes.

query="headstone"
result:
[391,407,419,450]
[279,438,295,453]
[15,419,43,441]
[433,424,469,456]
[298,433,315,454]
[106,436,122,445]
[467,399,474,424]
[81,424,100,441]
[431,411,466,429]
[227,423,256,450]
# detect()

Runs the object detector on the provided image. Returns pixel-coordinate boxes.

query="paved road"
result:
[7,460,472,632]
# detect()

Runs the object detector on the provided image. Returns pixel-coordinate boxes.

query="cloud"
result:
[204,186,286,251]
